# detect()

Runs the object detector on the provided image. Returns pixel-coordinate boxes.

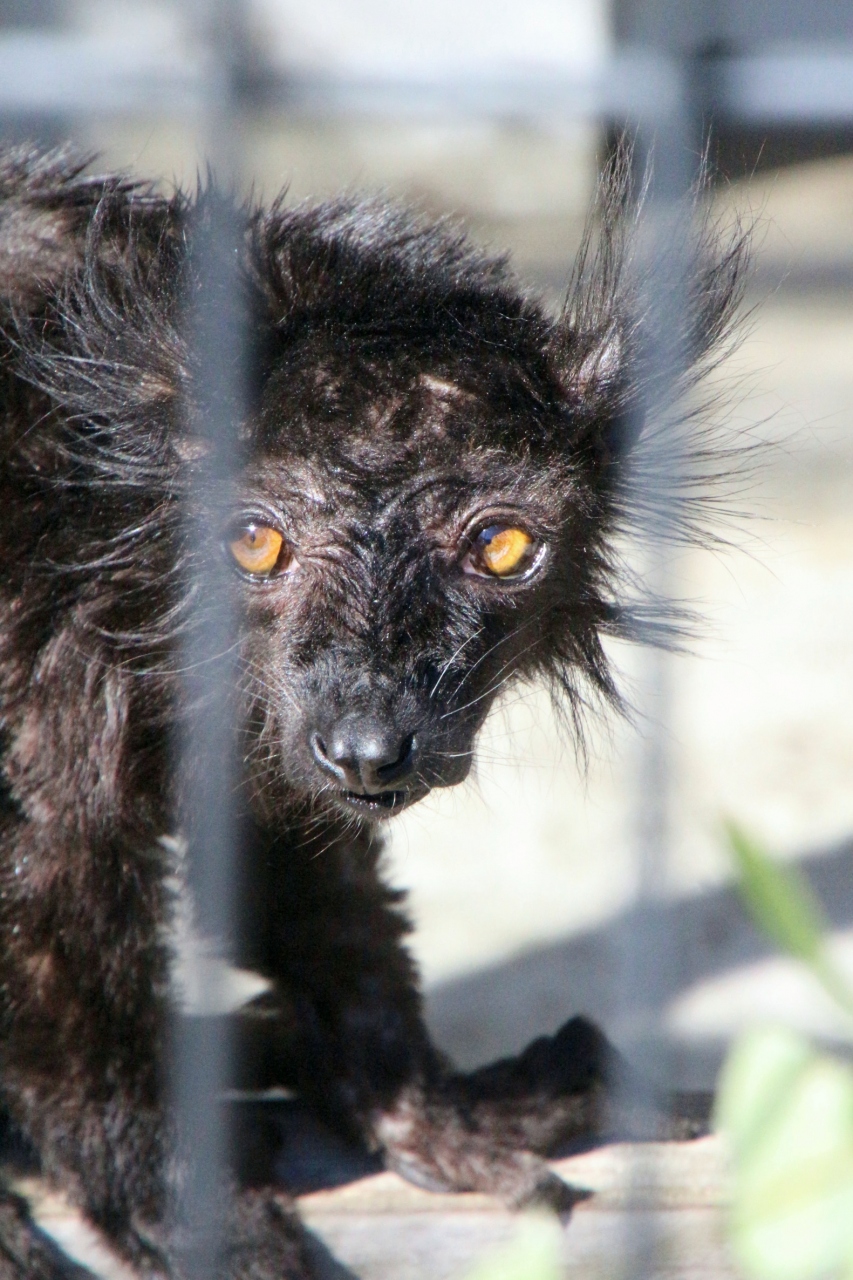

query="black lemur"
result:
[0,147,747,1278]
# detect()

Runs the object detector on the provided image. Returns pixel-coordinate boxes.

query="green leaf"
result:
[726,823,826,965]
[725,822,853,1018]
[717,1027,853,1280]
[461,1214,563,1280]
[715,1025,813,1159]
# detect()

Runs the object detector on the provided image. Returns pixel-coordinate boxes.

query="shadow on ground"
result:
[425,835,853,1084]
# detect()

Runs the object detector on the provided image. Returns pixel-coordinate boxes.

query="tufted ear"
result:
[553,323,642,476]
[544,146,639,472]
[548,145,750,482]
[576,327,622,394]
[549,310,643,477]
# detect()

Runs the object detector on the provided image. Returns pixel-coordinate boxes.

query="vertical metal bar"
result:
[624,75,698,1089]
[616,55,701,1280]
[172,2,247,1274]
[0,0,65,145]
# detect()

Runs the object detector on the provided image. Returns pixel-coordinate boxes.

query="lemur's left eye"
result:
[228,522,290,577]
[463,525,541,579]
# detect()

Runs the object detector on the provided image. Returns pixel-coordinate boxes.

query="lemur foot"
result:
[376,1016,713,1213]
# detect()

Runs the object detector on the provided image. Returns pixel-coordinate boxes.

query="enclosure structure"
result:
[1,1,852,1277]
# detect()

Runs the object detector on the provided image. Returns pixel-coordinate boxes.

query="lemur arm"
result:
[235,814,647,1210]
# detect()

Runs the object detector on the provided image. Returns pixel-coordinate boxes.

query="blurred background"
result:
[3,0,853,1094]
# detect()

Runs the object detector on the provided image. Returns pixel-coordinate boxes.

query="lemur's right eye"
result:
[228,523,290,577]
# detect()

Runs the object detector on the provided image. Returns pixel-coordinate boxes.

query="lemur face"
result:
[229,357,596,819]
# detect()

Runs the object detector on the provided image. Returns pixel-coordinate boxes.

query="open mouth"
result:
[339,789,413,814]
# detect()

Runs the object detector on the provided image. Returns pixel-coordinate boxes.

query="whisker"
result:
[443,615,543,705]
[429,628,484,700]
[441,633,544,721]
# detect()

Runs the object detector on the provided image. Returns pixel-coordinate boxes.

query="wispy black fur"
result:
[0,145,748,1277]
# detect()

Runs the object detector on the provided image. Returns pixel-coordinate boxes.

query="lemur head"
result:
[222,179,747,822]
[4,150,746,825]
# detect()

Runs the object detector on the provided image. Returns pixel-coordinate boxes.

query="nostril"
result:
[376,733,415,781]
[310,729,362,788]
[310,732,338,775]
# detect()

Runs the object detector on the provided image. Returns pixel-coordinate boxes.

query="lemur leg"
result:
[240,816,675,1210]
[0,1189,90,1280]
[0,815,321,1280]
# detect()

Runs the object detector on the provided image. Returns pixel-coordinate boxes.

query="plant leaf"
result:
[715,1025,813,1160]
[726,823,826,964]
[717,1027,853,1280]
[725,822,853,1018]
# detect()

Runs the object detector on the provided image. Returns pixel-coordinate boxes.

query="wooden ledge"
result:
[2,1125,734,1279]
[300,1138,735,1280]
[299,1135,729,1215]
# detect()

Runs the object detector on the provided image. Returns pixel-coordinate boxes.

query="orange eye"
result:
[466,525,540,579]
[228,523,287,577]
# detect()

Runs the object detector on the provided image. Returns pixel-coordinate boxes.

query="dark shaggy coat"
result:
[0,147,747,1278]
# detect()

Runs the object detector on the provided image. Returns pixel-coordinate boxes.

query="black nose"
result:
[310,718,416,793]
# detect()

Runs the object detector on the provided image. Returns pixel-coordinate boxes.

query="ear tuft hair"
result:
[552,142,750,455]
[545,142,754,706]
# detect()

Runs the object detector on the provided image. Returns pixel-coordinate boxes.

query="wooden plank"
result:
[300,1137,736,1279]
